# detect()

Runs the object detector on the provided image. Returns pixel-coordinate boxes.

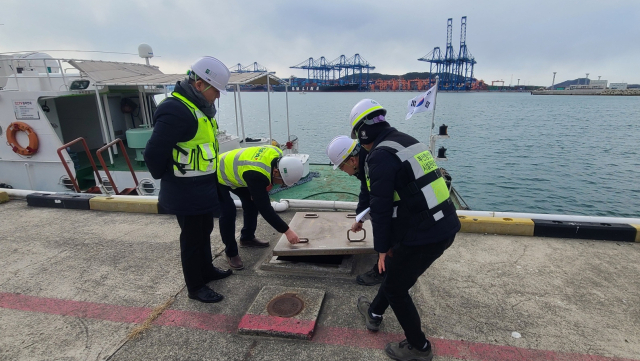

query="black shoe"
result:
[239,237,270,248]
[356,269,384,286]
[188,286,224,303]
[205,267,232,282]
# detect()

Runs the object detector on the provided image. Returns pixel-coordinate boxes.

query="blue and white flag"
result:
[405,85,437,120]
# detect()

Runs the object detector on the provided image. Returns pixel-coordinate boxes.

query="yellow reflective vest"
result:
[171,92,218,177]
[217,145,283,188]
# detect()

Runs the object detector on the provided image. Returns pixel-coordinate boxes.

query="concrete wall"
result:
[531,89,604,95]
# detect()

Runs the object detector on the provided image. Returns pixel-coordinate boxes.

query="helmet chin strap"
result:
[272,158,282,184]
[192,72,213,93]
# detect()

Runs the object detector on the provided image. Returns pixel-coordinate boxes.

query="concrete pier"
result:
[1,199,638,360]
[531,89,640,96]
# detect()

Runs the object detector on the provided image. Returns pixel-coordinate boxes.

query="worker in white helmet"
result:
[145,56,231,304]
[217,146,305,270]
[348,99,461,361]
[326,135,385,286]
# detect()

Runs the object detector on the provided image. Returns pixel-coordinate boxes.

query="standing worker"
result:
[349,99,461,361]
[217,145,304,270]
[144,56,232,304]
[326,135,384,286]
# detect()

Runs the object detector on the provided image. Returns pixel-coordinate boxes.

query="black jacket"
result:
[367,127,460,253]
[226,169,289,233]
[144,83,219,216]
[355,148,370,215]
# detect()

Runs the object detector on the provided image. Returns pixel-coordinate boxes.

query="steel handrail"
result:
[56,137,102,193]
[0,57,77,91]
[96,138,139,195]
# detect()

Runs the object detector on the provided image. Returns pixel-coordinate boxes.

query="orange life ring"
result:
[6,121,39,156]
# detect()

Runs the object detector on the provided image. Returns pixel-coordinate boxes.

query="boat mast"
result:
[429,76,440,156]
[285,78,291,146]
[236,84,246,141]
[94,87,114,165]
[267,73,272,143]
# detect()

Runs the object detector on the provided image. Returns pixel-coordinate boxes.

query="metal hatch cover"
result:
[272,212,375,256]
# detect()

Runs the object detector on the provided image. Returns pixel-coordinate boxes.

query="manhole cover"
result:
[267,293,305,317]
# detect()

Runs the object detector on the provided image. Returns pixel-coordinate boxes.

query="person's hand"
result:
[377,249,393,273]
[351,221,363,232]
[285,228,300,244]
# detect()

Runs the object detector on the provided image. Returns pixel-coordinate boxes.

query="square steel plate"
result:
[272,212,375,256]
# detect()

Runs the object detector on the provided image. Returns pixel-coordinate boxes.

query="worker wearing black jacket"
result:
[144,56,232,304]
[326,135,384,286]
[217,145,305,270]
[351,99,461,361]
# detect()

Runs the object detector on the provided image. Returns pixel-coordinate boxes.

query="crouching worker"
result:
[217,145,304,270]
[348,99,461,361]
[326,135,384,286]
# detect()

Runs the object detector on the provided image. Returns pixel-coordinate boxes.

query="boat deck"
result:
[1,198,638,361]
[271,164,362,202]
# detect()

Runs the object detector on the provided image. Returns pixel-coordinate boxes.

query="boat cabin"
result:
[0,53,294,194]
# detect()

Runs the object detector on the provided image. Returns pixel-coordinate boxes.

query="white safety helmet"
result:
[326,135,360,170]
[349,99,387,139]
[278,156,305,186]
[190,56,230,94]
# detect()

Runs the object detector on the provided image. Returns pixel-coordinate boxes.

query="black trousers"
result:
[218,185,259,257]
[370,235,455,348]
[176,213,217,294]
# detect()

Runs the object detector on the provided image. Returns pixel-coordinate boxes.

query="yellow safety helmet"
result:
[349,99,387,139]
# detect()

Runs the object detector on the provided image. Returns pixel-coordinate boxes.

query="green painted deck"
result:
[71,151,465,209]
[270,164,361,202]
[271,164,467,210]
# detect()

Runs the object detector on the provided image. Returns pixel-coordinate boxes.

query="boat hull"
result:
[272,84,361,92]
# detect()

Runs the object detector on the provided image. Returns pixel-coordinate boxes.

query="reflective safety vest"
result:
[170,92,218,177]
[217,145,283,188]
[365,132,455,228]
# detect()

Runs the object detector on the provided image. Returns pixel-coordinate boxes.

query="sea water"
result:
[215,91,640,218]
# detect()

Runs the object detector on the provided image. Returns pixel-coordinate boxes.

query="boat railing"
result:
[0,56,79,92]
[96,139,140,196]
[56,137,103,194]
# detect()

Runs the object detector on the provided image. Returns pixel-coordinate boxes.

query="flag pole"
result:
[429,76,440,156]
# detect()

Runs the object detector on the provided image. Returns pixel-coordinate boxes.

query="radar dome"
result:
[138,44,154,59]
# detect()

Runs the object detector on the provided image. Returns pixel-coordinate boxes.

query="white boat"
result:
[0,48,304,195]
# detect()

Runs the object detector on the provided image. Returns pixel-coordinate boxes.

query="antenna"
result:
[138,44,154,65]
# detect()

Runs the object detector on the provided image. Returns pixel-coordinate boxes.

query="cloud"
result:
[1,0,639,85]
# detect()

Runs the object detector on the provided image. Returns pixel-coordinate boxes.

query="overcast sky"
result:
[1,0,639,86]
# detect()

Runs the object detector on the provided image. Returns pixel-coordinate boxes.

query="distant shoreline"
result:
[531,89,640,96]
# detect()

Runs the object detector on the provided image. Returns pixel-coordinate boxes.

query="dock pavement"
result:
[0,198,638,360]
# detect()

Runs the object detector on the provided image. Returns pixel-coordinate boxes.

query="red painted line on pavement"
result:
[0,292,150,324]
[238,314,316,338]
[312,326,398,349]
[1,292,636,361]
[155,309,238,333]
